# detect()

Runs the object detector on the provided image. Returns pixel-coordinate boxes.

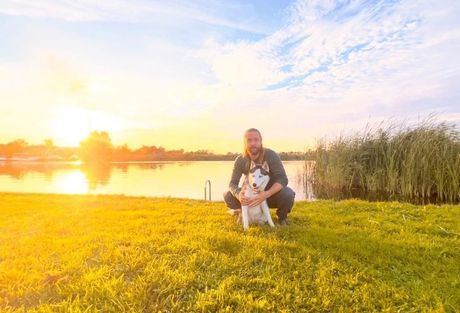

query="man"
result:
[223,128,296,225]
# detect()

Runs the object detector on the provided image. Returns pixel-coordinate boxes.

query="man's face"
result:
[245,131,262,156]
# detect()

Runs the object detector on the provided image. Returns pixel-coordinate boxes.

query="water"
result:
[0,160,315,201]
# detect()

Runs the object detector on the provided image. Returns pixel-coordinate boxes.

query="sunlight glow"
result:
[51,107,92,147]
[51,106,125,147]
[53,170,88,194]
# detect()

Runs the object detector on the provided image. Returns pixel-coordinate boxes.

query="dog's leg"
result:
[241,205,250,230]
[261,201,275,227]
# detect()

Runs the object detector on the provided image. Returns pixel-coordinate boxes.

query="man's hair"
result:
[243,128,265,165]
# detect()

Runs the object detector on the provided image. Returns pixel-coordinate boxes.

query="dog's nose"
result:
[252,183,256,187]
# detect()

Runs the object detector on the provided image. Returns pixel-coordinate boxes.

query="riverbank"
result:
[0,192,458,312]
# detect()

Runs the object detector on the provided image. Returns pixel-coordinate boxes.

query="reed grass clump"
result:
[314,117,460,203]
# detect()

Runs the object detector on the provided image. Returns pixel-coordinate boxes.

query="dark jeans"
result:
[223,186,296,220]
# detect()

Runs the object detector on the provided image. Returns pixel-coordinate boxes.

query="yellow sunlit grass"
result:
[0,193,458,311]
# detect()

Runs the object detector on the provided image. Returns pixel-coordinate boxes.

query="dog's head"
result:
[247,160,270,191]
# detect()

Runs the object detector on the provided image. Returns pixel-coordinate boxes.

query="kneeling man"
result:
[223,128,296,225]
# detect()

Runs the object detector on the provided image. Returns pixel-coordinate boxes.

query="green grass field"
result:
[0,192,458,312]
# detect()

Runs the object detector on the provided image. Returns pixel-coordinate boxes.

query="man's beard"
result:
[249,146,261,156]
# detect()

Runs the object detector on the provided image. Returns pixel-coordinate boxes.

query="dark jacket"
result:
[228,148,288,198]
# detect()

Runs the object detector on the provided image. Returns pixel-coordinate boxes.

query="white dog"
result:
[236,160,275,230]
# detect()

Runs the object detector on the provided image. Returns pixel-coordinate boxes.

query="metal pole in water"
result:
[204,179,211,201]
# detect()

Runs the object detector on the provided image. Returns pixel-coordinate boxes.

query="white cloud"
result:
[0,0,267,34]
[1,0,459,151]
[196,0,460,139]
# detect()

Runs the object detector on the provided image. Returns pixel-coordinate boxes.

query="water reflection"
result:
[54,171,88,194]
[81,163,112,190]
[0,161,314,201]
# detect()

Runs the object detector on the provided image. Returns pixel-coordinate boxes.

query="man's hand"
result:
[247,191,268,208]
[238,185,251,206]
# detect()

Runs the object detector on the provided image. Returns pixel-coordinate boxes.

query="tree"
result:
[2,139,28,159]
[79,131,114,164]
[44,138,54,149]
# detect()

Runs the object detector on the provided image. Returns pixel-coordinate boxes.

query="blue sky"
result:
[0,0,459,152]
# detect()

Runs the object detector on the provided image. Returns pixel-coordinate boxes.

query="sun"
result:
[51,106,125,146]
[51,107,91,147]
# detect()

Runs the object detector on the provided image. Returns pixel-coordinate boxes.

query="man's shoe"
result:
[278,218,289,226]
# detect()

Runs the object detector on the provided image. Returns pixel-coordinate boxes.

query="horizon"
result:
[0,135,312,155]
[1,0,460,154]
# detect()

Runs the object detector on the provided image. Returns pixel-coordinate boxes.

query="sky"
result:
[0,0,459,153]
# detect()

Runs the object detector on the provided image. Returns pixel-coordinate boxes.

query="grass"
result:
[0,192,459,312]
[314,117,460,204]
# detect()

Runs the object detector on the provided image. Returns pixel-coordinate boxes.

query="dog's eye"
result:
[259,175,262,178]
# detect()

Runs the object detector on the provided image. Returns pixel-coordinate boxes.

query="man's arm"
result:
[263,182,283,198]
[229,156,243,198]
[268,150,288,188]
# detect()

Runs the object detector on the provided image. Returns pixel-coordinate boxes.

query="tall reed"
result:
[314,117,460,203]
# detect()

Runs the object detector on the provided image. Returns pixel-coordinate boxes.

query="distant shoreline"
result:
[0,157,313,163]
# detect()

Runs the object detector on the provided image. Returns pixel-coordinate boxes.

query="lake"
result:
[0,160,315,201]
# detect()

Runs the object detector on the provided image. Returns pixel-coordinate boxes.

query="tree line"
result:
[0,131,314,163]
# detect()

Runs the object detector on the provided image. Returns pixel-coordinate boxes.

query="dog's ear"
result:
[262,161,269,172]
[250,159,256,170]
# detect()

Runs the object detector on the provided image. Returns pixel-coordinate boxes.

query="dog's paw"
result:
[227,208,241,216]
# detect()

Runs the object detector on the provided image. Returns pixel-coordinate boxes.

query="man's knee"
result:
[278,186,295,208]
[223,190,241,210]
[223,190,234,202]
[279,186,295,198]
